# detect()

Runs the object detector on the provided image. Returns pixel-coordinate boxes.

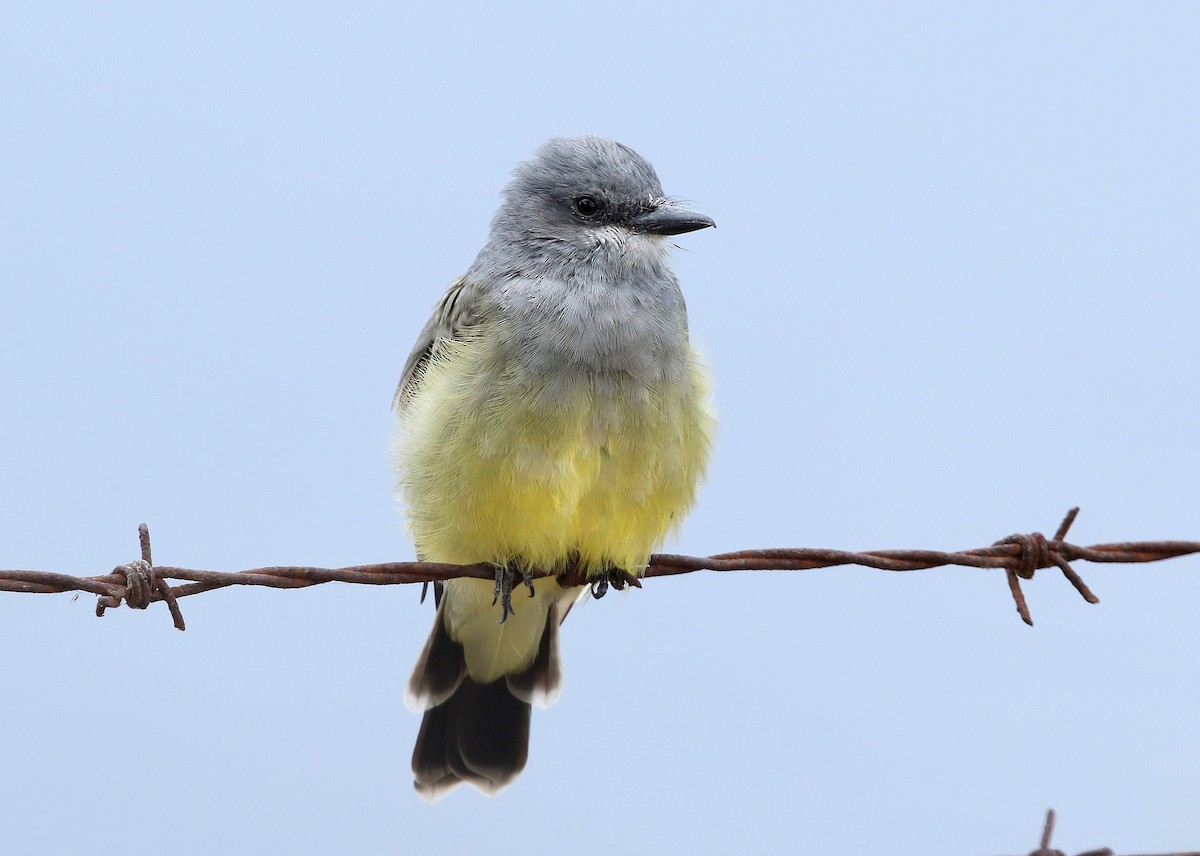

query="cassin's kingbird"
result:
[394,135,715,801]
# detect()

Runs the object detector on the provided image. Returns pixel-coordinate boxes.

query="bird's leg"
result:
[589,566,642,600]
[492,562,535,624]
[492,564,515,622]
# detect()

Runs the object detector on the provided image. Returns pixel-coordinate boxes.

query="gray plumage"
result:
[394,136,713,407]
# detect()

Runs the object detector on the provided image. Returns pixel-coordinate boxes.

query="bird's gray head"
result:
[478,135,714,279]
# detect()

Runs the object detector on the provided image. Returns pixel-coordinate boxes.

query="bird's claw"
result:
[492,563,535,623]
[589,568,641,600]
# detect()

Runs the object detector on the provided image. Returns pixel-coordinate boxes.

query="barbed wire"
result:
[1015,808,1198,856]
[1,507,1195,632]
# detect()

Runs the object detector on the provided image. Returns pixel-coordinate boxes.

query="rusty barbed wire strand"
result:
[1017,808,1199,856]
[0,508,1195,632]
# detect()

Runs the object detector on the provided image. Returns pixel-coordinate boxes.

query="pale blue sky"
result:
[2,3,1198,854]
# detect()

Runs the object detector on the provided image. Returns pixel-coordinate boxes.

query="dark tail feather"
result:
[412,678,531,803]
[405,601,466,711]
[408,581,572,801]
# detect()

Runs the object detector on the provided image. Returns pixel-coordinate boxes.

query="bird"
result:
[393,134,716,801]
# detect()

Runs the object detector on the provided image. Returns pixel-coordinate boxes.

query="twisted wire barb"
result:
[1,508,1195,632]
[1020,808,1199,856]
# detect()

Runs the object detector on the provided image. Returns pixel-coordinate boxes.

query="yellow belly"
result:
[395,333,715,575]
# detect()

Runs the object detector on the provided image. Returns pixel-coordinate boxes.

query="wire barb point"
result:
[93,525,186,631]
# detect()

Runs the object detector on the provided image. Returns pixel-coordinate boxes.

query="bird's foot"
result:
[589,568,642,600]
[492,563,536,623]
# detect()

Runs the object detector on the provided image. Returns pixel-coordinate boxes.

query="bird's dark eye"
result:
[573,196,600,217]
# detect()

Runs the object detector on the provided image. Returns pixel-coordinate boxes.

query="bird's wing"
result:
[392,276,483,412]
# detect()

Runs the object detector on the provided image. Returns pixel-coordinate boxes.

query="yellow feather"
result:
[395,320,715,577]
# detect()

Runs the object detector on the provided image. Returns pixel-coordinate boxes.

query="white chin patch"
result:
[594,225,671,263]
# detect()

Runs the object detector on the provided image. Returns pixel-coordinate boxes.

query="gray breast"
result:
[490,269,690,384]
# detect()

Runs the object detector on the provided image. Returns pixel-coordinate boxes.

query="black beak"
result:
[630,203,716,236]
